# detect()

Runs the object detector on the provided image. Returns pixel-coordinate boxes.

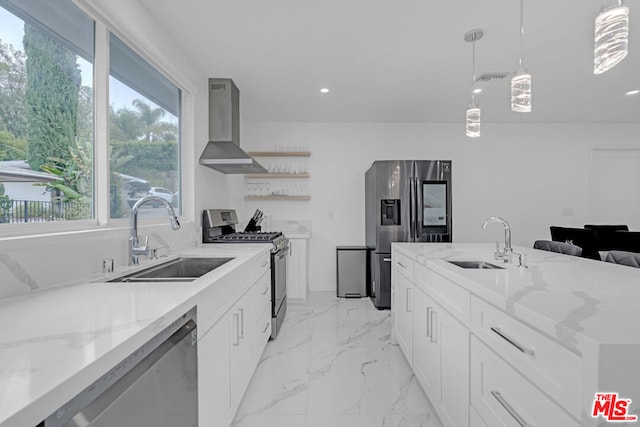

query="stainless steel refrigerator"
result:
[365,160,452,309]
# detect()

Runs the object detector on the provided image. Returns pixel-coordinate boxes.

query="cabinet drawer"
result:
[471,296,581,418]
[393,250,414,281]
[471,336,579,427]
[254,304,271,356]
[253,270,271,315]
[415,263,470,326]
[253,251,270,282]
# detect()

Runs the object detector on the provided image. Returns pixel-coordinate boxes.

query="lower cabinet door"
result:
[471,336,579,427]
[413,287,440,402]
[439,307,469,427]
[198,318,231,427]
[392,271,414,364]
[230,293,254,404]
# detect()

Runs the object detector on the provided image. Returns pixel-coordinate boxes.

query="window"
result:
[108,33,181,219]
[0,0,94,224]
[0,1,184,230]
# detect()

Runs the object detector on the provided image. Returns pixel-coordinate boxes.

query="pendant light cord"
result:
[471,40,476,105]
[518,0,524,69]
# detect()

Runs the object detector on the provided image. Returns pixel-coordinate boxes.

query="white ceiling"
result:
[137,0,639,123]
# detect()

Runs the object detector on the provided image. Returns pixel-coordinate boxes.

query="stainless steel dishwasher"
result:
[38,307,198,427]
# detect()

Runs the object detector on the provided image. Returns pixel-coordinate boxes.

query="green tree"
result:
[0,130,27,160]
[0,39,27,139]
[24,24,81,171]
[110,106,143,141]
[132,99,165,142]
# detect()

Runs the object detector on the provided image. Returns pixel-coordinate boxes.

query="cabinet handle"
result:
[490,391,532,427]
[289,245,292,256]
[397,261,407,269]
[261,286,270,295]
[239,308,245,339]
[426,307,432,338]
[430,309,437,343]
[406,287,412,312]
[232,313,240,346]
[262,322,270,333]
[490,327,535,356]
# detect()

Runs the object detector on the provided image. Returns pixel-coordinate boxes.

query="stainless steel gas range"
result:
[202,209,288,339]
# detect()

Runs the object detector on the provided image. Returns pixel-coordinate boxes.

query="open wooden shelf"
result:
[247,151,311,157]
[245,173,310,179]
[245,195,311,201]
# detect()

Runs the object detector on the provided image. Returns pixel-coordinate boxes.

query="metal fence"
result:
[0,199,92,223]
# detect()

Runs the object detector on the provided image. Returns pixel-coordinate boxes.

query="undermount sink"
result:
[446,259,505,270]
[109,257,234,283]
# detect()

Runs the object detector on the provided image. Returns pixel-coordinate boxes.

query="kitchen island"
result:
[0,244,271,427]
[392,242,640,427]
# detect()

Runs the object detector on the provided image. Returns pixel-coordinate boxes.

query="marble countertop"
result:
[271,220,312,239]
[394,243,640,353]
[0,245,269,427]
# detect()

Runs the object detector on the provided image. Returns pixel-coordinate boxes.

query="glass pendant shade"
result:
[511,70,532,112]
[594,4,629,75]
[465,106,481,138]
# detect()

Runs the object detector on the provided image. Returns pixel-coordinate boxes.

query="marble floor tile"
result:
[232,292,443,427]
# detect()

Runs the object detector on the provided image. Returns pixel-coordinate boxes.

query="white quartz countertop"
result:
[0,244,268,427]
[394,243,640,353]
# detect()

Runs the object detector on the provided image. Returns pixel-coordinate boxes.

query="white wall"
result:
[230,121,640,292]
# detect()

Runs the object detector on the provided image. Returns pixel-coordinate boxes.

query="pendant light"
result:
[594,0,629,75]
[511,0,531,112]
[465,29,483,138]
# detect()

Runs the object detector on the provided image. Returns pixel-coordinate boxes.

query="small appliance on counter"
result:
[202,209,288,339]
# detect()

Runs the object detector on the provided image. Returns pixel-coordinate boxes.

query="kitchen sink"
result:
[446,259,505,270]
[109,257,234,283]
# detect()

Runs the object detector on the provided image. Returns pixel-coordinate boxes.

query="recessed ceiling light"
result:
[320,88,330,93]
[625,89,640,96]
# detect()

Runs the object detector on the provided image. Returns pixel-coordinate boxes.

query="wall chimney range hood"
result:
[199,78,266,174]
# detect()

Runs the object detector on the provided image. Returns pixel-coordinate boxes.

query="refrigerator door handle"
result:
[412,176,419,240]
[409,176,416,241]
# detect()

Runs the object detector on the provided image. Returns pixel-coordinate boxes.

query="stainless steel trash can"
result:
[337,246,368,298]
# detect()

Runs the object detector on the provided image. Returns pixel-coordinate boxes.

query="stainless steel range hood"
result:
[199,78,266,174]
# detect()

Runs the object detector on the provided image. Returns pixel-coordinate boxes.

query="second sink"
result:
[447,259,505,270]
[109,257,234,282]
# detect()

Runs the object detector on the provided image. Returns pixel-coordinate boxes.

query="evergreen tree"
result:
[0,39,27,139]
[24,25,81,170]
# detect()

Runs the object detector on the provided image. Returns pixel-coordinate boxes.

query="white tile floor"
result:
[232,292,444,427]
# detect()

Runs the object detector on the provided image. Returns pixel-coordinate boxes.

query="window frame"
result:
[0,0,193,237]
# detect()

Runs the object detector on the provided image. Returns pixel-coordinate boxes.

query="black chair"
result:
[549,226,600,260]
[533,240,583,257]
[609,231,640,253]
[584,224,629,251]
[604,250,640,268]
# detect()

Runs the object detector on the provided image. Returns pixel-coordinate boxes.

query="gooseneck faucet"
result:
[130,195,181,265]
[481,216,512,263]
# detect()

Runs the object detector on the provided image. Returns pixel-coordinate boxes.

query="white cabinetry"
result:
[198,317,231,427]
[471,335,578,427]
[229,288,254,404]
[392,251,414,364]
[198,251,272,427]
[412,264,470,427]
[286,237,308,301]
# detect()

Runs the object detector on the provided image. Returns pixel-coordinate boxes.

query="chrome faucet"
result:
[481,216,512,263]
[129,195,180,265]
